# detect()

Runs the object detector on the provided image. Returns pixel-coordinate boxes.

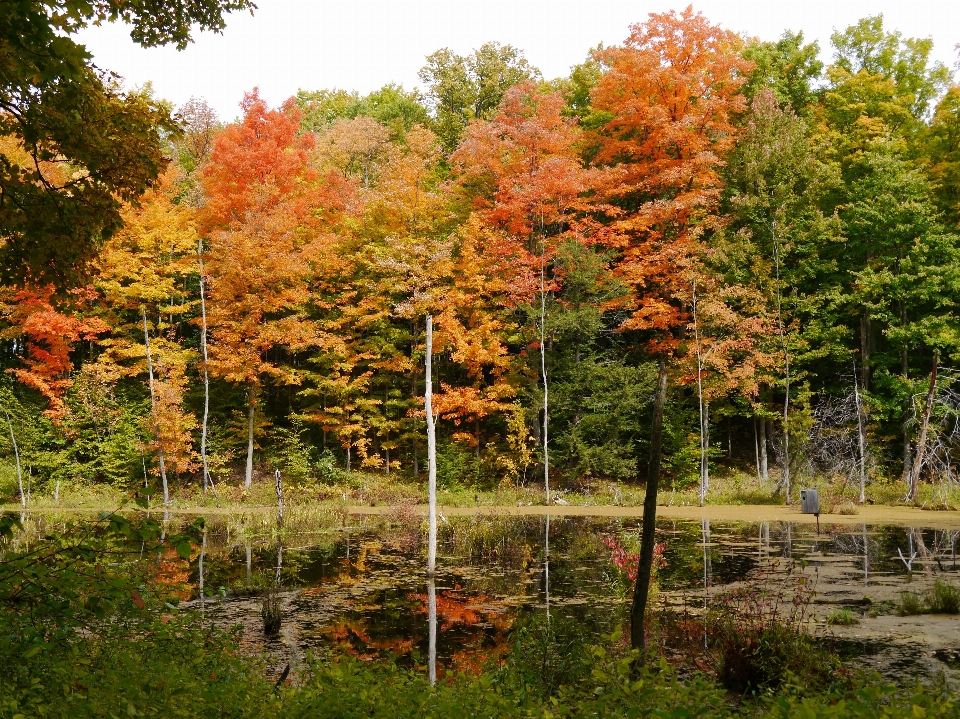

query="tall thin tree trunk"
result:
[908,351,938,501]
[411,321,419,477]
[2,407,24,509]
[245,386,255,489]
[771,222,790,503]
[853,361,867,504]
[631,361,668,653]
[693,277,708,505]
[427,577,437,685]
[142,308,169,505]
[540,236,550,504]
[426,315,437,576]
[759,416,768,482]
[753,417,761,482]
[902,345,912,480]
[198,240,214,494]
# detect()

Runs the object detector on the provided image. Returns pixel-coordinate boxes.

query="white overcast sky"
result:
[75,1,960,121]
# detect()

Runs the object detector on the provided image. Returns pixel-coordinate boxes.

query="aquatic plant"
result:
[261,589,282,635]
[896,590,925,616]
[826,608,860,625]
[926,580,960,614]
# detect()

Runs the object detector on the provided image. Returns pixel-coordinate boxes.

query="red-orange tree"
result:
[202,90,345,487]
[590,6,751,650]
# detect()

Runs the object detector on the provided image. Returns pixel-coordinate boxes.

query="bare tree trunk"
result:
[426,315,438,576]
[908,351,938,501]
[427,577,437,685]
[753,417,761,482]
[853,361,867,504]
[759,416,768,483]
[901,346,912,481]
[198,239,215,495]
[772,222,791,503]
[631,361,668,654]
[693,277,708,505]
[540,237,550,505]
[142,308,169,505]
[2,406,24,509]
[245,386,255,489]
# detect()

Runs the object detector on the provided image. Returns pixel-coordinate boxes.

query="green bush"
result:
[826,608,860,625]
[897,590,925,616]
[927,580,960,614]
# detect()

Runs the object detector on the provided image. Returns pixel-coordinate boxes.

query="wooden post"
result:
[426,315,437,576]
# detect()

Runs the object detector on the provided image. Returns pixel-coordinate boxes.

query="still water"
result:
[172,512,960,681]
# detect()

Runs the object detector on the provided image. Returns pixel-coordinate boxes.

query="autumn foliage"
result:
[3,8,959,500]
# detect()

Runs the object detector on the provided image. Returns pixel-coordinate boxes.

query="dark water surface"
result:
[163,514,960,679]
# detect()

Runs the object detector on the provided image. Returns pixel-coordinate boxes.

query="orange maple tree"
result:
[589,6,752,650]
[0,286,108,422]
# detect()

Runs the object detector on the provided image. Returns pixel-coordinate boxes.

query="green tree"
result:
[742,31,823,113]
[419,42,540,152]
[0,0,254,288]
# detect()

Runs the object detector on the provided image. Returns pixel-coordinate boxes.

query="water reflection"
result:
[10,510,960,678]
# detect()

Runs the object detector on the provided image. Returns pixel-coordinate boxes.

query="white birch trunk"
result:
[198,240,214,494]
[245,386,254,489]
[692,277,708,505]
[142,308,169,505]
[772,222,791,503]
[426,315,437,576]
[853,361,868,503]
[427,577,437,685]
[540,246,549,505]
[2,407,24,509]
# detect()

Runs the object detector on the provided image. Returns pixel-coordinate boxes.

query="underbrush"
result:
[897,580,960,615]
[659,564,840,695]
[1,611,957,719]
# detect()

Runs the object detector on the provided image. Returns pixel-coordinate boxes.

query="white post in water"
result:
[426,315,438,576]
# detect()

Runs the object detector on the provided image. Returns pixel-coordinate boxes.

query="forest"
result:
[7,4,960,718]
[3,7,960,508]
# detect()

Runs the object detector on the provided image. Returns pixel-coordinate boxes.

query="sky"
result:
[75,0,960,120]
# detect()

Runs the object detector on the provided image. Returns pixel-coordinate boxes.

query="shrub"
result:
[927,580,960,614]
[826,608,859,625]
[261,589,282,635]
[832,500,859,515]
[897,591,925,616]
[706,568,839,693]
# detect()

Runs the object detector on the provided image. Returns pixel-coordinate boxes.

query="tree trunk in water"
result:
[426,315,438,576]
[245,387,255,489]
[142,308,169,505]
[908,351,938,501]
[631,361,668,654]
[759,416,768,482]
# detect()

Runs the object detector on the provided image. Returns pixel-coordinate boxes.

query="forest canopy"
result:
[3,7,960,504]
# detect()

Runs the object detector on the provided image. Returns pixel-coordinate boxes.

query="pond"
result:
[13,506,960,684]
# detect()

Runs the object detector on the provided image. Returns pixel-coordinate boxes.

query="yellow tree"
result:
[94,166,202,496]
